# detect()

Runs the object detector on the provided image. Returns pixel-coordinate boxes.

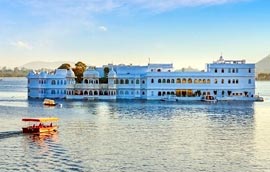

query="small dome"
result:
[108,67,116,78]
[83,66,100,78]
[39,71,47,78]
[27,70,36,77]
[67,69,75,78]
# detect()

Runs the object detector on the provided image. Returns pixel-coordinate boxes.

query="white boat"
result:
[255,95,264,102]
[161,95,178,102]
[201,95,217,102]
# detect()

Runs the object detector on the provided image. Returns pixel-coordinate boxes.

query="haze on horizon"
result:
[0,0,269,70]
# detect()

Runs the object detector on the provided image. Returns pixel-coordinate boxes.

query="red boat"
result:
[22,117,59,133]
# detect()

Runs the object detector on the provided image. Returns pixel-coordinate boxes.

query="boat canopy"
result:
[22,117,59,122]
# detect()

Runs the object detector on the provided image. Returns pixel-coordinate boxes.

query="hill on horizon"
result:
[21,61,75,70]
[256,54,270,75]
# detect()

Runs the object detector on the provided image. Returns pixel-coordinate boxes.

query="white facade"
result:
[27,57,256,101]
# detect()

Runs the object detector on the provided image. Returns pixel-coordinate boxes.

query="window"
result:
[228,68,231,73]
[157,69,161,72]
[158,79,161,83]
[167,79,170,83]
[214,79,218,84]
[248,79,251,84]
[151,79,154,83]
[214,69,217,73]
[162,79,166,83]
[188,78,192,83]
[182,78,186,84]
[125,79,129,84]
[120,79,124,84]
[158,92,161,96]
[232,69,235,73]
[228,79,231,84]
[221,69,224,73]
[176,78,181,83]
[171,79,175,83]
[142,80,145,84]
[236,79,239,84]
[136,79,140,84]
[51,80,56,85]
[221,79,224,84]
[248,68,251,73]
[207,79,211,84]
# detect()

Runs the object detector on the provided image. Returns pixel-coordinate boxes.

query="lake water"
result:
[0,78,270,172]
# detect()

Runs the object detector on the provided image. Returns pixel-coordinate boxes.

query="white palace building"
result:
[27,56,257,101]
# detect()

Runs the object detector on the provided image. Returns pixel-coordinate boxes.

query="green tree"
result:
[104,67,109,78]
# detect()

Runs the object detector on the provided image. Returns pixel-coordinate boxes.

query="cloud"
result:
[98,26,108,32]
[18,0,248,16]
[11,41,32,50]
[125,0,248,12]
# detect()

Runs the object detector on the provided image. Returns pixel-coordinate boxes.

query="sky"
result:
[0,0,269,70]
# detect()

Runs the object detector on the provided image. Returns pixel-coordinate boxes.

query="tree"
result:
[73,61,87,83]
[58,63,71,70]
[104,67,109,78]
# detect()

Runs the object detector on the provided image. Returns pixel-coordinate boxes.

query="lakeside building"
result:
[27,56,256,101]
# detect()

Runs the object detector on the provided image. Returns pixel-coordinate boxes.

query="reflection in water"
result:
[1,77,270,172]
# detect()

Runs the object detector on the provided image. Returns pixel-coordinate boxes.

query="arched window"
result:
[176,78,181,83]
[194,79,198,84]
[142,80,145,84]
[116,79,119,84]
[158,91,161,96]
[120,79,124,84]
[182,78,186,83]
[228,79,231,84]
[167,79,170,83]
[162,79,166,83]
[207,79,210,84]
[171,79,175,83]
[136,79,139,84]
[203,79,206,84]
[221,79,224,84]
[214,69,217,73]
[236,79,239,84]
[214,79,218,84]
[84,91,88,95]
[221,69,224,73]
[51,80,56,85]
[151,79,154,83]
[125,79,129,84]
[158,79,161,83]
[188,78,192,83]
[84,79,88,84]
[232,79,235,84]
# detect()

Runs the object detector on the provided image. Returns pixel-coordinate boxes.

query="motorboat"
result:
[43,99,57,106]
[22,117,59,134]
[201,95,217,102]
[160,95,178,102]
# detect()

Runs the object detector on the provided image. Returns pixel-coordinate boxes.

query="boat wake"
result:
[0,131,22,140]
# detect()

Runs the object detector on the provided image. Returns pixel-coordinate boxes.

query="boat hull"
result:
[22,126,58,134]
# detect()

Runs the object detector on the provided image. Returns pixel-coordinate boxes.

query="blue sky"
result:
[0,0,269,69]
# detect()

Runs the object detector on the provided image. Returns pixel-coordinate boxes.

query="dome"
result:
[67,69,75,78]
[39,71,47,78]
[108,67,116,78]
[83,67,100,78]
[27,70,36,77]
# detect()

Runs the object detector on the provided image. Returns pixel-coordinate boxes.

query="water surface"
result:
[0,78,270,171]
